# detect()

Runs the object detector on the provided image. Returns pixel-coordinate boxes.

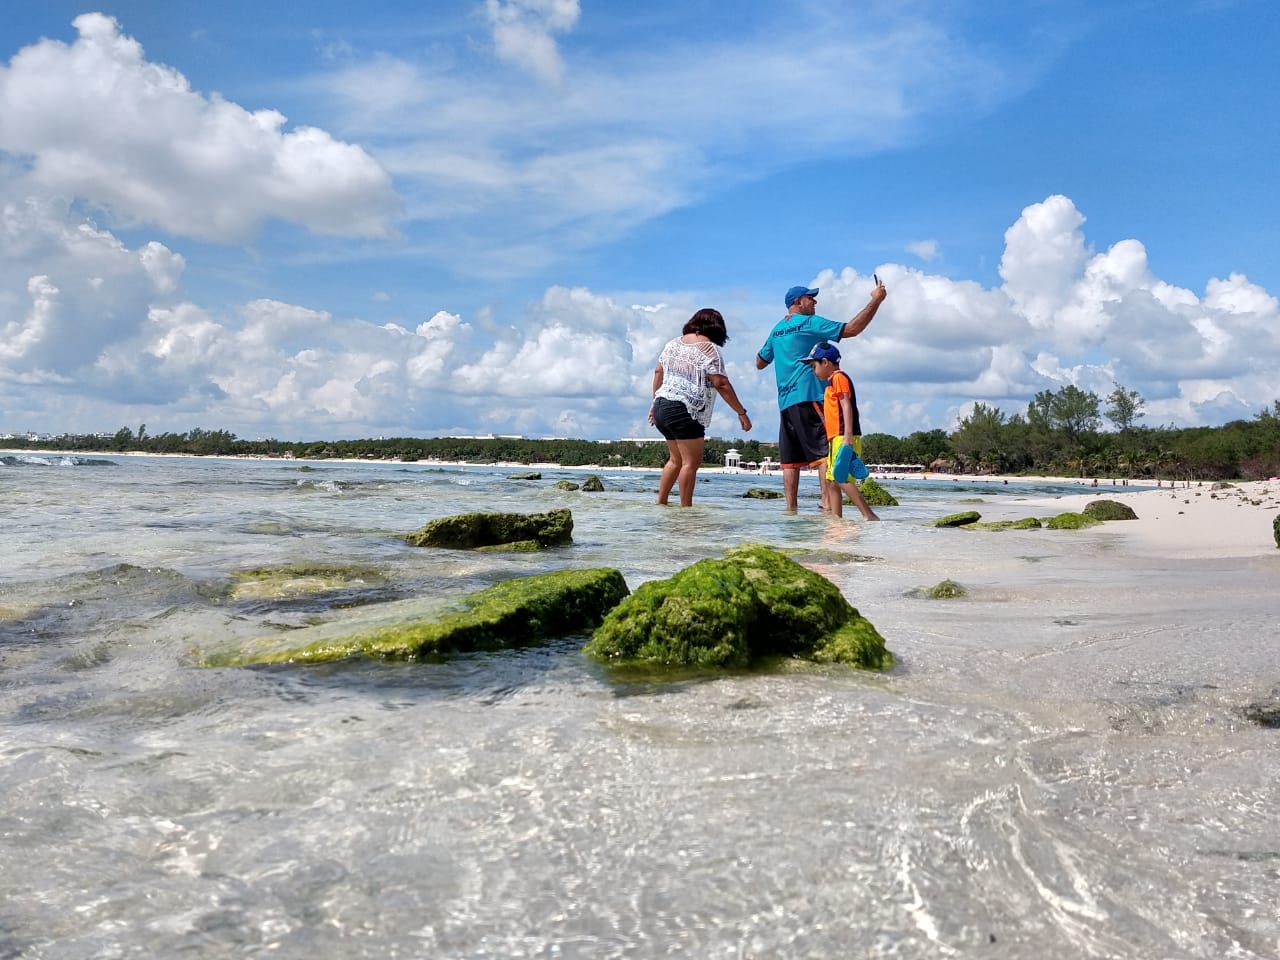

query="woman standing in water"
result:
[649,308,752,506]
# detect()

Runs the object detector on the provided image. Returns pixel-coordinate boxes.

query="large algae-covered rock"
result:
[404,508,572,549]
[1044,512,1102,530]
[742,488,782,499]
[583,543,892,671]
[202,567,629,666]
[935,511,981,527]
[1083,499,1138,520]
[859,477,899,507]
[581,475,605,492]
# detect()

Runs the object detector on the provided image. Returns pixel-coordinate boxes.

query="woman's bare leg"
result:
[657,439,682,505]
[674,437,705,506]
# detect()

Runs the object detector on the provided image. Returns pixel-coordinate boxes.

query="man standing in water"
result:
[756,277,887,513]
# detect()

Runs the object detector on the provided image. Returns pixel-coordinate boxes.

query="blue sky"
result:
[2,0,1277,442]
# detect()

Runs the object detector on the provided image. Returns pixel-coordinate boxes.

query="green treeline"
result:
[9,387,1280,481]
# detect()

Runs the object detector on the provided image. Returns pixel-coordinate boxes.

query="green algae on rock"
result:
[229,562,387,601]
[1083,499,1139,520]
[1043,512,1102,530]
[922,579,968,599]
[858,477,899,507]
[581,475,605,492]
[583,543,893,671]
[554,480,580,491]
[974,517,1042,530]
[934,511,981,527]
[201,567,630,667]
[742,488,783,499]
[404,508,573,549]
[1273,513,1279,548]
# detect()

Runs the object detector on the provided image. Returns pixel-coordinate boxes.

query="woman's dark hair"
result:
[683,307,728,346]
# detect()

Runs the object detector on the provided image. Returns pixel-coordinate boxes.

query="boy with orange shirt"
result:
[800,342,880,521]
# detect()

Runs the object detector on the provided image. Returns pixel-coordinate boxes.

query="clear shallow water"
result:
[2,454,1277,958]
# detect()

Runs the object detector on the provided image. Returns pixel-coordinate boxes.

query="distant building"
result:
[724,448,742,470]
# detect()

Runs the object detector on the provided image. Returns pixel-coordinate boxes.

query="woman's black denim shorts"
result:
[652,397,705,440]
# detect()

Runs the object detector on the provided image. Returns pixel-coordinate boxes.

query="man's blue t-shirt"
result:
[757,313,845,409]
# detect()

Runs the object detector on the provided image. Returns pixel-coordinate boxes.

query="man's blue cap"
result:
[785,285,819,308]
[800,341,841,364]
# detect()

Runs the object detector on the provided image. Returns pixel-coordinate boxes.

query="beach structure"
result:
[723,448,742,471]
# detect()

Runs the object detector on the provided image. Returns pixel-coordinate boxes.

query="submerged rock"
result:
[742,488,782,499]
[935,511,981,527]
[1083,499,1138,520]
[554,480,580,491]
[859,477,899,507]
[508,472,542,480]
[923,579,967,599]
[229,562,386,600]
[583,543,893,671]
[1274,513,1279,549]
[201,567,630,666]
[404,508,573,549]
[974,517,1042,530]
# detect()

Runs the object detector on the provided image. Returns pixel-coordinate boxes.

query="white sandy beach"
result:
[971,477,1280,560]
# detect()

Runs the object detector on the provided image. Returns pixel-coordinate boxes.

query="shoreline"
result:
[977,478,1280,561]
[7,448,1277,561]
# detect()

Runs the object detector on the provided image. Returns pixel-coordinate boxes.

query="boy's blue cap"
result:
[785,285,819,308]
[800,341,841,364]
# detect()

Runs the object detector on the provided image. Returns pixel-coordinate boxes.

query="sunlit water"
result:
[2,453,1276,958]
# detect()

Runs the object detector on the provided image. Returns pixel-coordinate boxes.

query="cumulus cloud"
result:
[1,184,1276,441]
[0,13,398,243]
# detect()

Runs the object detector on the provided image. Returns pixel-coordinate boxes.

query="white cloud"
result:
[484,0,581,86]
[906,239,939,261]
[0,13,398,243]
[314,8,1020,279]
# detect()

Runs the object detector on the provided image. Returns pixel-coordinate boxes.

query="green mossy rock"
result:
[584,543,893,671]
[935,511,981,527]
[1044,512,1102,530]
[975,517,1042,530]
[859,477,899,507]
[1083,499,1138,520]
[581,475,605,492]
[508,472,542,480]
[202,567,630,666]
[475,540,542,552]
[404,508,573,549]
[1273,513,1279,549]
[925,579,967,599]
[555,480,580,491]
[742,488,782,499]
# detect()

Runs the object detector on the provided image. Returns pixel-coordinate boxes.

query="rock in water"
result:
[202,567,630,666]
[584,543,893,671]
[404,509,573,549]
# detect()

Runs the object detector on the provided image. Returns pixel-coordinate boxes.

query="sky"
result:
[2,0,1278,443]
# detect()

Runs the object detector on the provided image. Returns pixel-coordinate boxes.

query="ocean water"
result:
[2,453,1277,959]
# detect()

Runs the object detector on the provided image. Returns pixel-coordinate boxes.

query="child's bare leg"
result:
[841,482,880,521]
